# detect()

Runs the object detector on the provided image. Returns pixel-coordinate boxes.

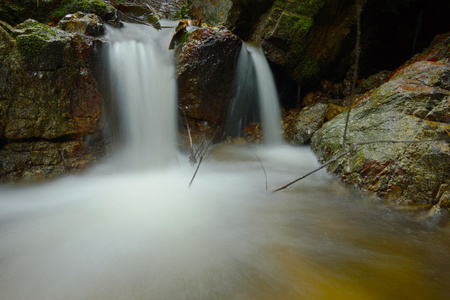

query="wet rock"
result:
[354,70,392,94]
[283,103,328,145]
[59,12,106,36]
[0,140,97,183]
[227,0,357,86]
[0,0,115,26]
[191,0,233,26]
[310,42,450,211]
[109,0,161,30]
[176,27,242,127]
[0,19,105,182]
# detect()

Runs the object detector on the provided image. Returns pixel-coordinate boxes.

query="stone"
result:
[0,18,105,182]
[191,0,233,26]
[311,55,450,210]
[176,27,242,127]
[226,0,357,86]
[59,12,106,36]
[283,102,328,145]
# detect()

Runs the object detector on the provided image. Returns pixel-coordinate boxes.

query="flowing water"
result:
[245,44,282,145]
[224,44,282,144]
[0,23,449,300]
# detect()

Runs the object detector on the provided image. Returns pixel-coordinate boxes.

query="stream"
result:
[0,22,448,300]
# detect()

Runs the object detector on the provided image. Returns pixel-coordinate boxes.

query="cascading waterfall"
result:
[246,44,282,145]
[107,23,177,169]
[225,44,282,145]
[0,22,448,300]
[224,45,259,138]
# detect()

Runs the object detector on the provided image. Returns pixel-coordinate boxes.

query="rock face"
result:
[176,26,242,129]
[0,19,105,182]
[0,0,115,26]
[191,0,233,25]
[283,102,328,145]
[311,33,450,211]
[226,0,356,86]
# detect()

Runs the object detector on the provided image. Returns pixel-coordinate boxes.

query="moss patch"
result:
[274,0,328,17]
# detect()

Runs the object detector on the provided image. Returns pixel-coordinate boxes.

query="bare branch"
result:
[188,137,214,188]
[342,0,364,151]
[252,151,268,191]
[272,138,447,193]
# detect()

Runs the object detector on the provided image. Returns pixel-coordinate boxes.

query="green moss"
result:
[274,0,328,17]
[49,0,114,21]
[174,0,193,20]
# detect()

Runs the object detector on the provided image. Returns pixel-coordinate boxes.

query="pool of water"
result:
[0,145,448,300]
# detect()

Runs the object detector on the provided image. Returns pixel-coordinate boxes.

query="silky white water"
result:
[0,23,449,300]
[245,44,282,145]
[224,44,282,144]
[107,23,177,169]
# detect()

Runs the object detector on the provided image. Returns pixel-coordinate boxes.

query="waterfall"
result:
[226,44,282,145]
[246,44,282,145]
[224,45,259,138]
[107,23,177,169]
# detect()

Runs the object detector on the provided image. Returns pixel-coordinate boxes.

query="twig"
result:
[342,0,363,151]
[252,151,268,191]
[272,138,446,192]
[188,137,213,188]
[179,105,196,164]
[58,149,68,173]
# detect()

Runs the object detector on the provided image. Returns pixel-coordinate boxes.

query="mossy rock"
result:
[15,19,75,70]
[0,0,114,26]
[49,0,115,22]
[273,0,328,17]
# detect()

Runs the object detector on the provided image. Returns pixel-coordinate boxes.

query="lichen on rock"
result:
[310,33,450,212]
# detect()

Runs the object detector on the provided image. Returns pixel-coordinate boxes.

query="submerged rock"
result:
[311,33,450,212]
[176,26,242,128]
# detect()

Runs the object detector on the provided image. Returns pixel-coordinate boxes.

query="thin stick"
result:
[342,0,363,151]
[272,138,446,192]
[180,106,196,164]
[188,138,214,188]
[58,149,68,173]
[253,152,268,191]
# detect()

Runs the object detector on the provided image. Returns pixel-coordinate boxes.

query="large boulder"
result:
[176,27,242,128]
[310,33,450,212]
[0,19,106,182]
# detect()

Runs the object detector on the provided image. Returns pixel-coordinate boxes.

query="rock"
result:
[109,0,161,30]
[227,0,357,86]
[311,46,450,210]
[191,0,233,26]
[0,140,96,183]
[59,12,106,36]
[0,0,115,26]
[225,0,275,39]
[0,19,105,182]
[176,27,242,127]
[283,103,328,145]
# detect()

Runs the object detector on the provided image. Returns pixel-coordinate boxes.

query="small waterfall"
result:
[224,45,259,138]
[107,23,177,169]
[246,44,282,145]
[226,44,282,145]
